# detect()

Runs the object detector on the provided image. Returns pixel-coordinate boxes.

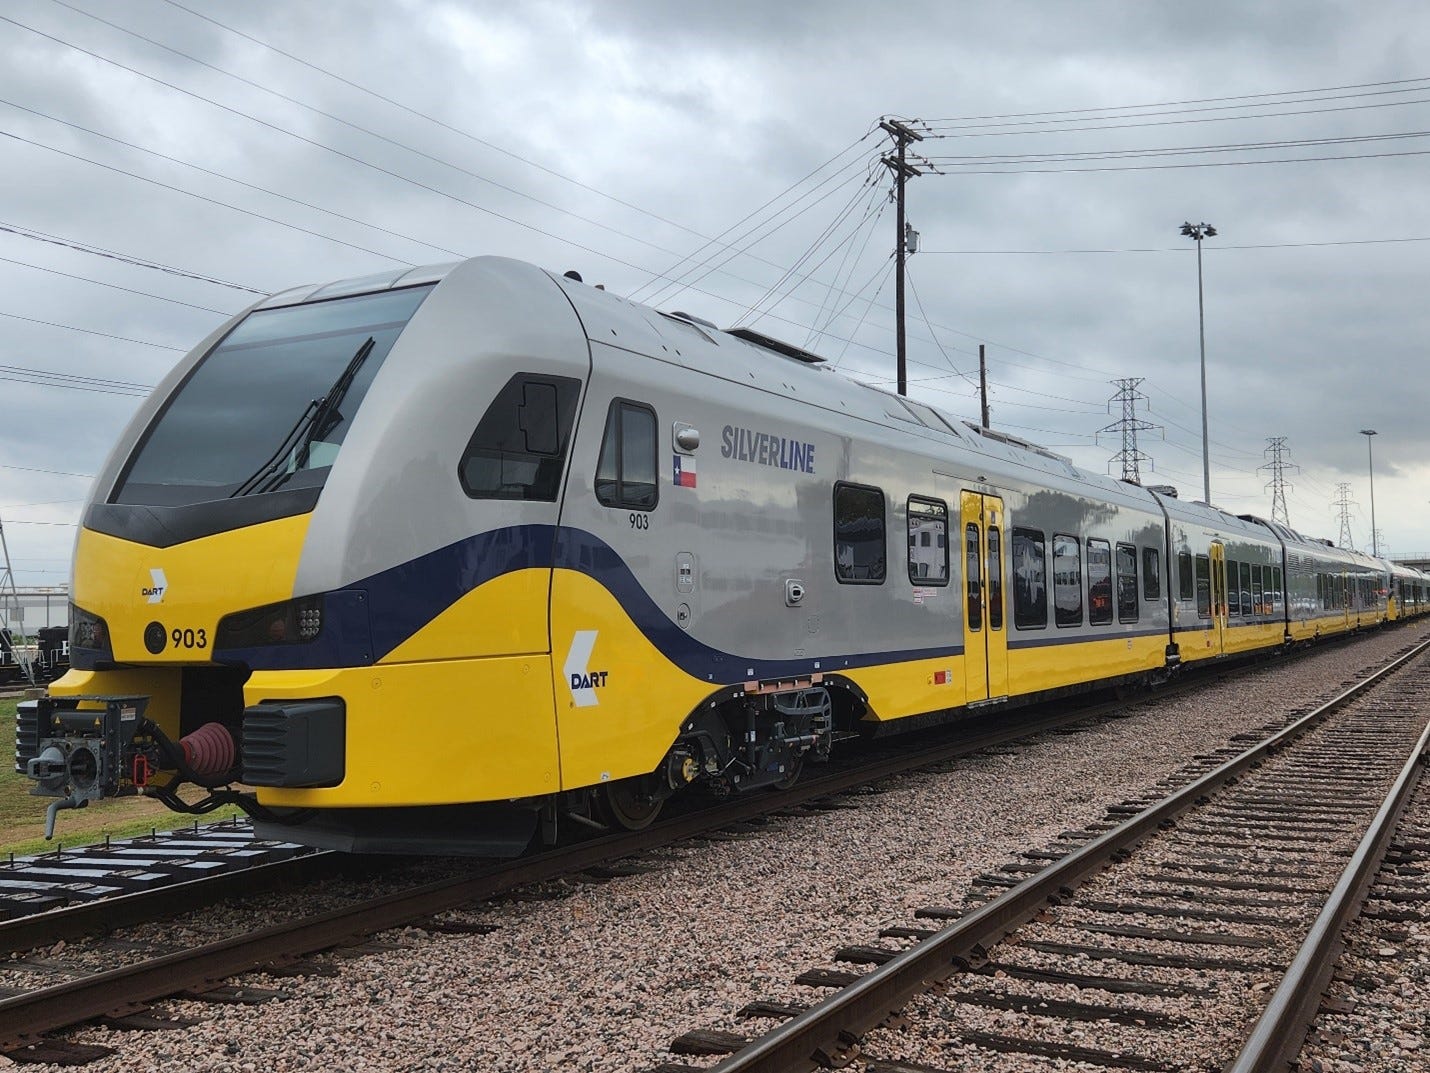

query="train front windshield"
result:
[114,284,434,506]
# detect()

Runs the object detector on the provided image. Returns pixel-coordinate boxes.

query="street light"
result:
[1180,221,1217,504]
[1361,429,1378,556]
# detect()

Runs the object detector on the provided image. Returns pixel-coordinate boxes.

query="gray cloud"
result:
[1,0,1428,589]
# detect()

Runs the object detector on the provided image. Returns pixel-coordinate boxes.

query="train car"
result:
[0,628,25,685]
[1388,560,1428,620]
[1159,501,1285,662]
[33,626,70,681]
[11,255,1417,853]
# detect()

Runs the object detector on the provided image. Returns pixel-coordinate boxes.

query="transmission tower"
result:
[0,513,36,686]
[1258,437,1299,527]
[1097,378,1161,483]
[1333,483,1357,549]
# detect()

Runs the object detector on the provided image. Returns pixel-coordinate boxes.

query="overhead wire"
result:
[0,311,182,351]
[0,220,265,293]
[735,170,888,329]
[0,252,238,316]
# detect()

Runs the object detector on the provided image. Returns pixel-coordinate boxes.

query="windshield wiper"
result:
[229,335,376,498]
[228,397,323,498]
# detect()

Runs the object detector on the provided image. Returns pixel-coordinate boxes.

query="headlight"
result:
[215,595,324,648]
[70,603,110,652]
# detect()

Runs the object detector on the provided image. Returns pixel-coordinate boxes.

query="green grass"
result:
[1,696,241,859]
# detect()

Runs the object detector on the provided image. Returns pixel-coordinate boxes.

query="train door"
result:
[960,491,1008,705]
[1209,542,1228,654]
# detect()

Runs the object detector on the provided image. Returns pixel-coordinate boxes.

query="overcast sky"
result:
[2,0,1428,591]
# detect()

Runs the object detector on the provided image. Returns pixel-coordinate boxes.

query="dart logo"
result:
[142,568,168,604]
[563,630,609,707]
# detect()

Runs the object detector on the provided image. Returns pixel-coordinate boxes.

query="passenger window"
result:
[1226,560,1241,617]
[1142,547,1161,601]
[988,526,1003,630]
[1195,555,1211,618]
[1012,527,1048,629]
[1053,534,1083,627]
[460,374,581,501]
[834,483,886,584]
[1178,551,1194,601]
[965,524,982,631]
[1087,539,1113,625]
[1239,561,1253,617]
[906,497,949,585]
[1252,567,1263,617]
[1116,543,1138,622]
[595,399,658,510]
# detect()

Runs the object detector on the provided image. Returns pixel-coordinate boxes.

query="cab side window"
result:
[595,399,658,510]
[459,374,581,501]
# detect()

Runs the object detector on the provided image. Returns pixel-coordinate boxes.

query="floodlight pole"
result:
[1361,429,1378,556]
[1181,221,1217,504]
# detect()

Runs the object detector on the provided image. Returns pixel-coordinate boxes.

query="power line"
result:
[2,128,416,265]
[0,310,182,351]
[0,252,237,315]
[0,463,95,479]
[926,129,1430,164]
[0,220,265,293]
[920,75,1430,124]
[920,235,1430,254]
[159,0,715,244]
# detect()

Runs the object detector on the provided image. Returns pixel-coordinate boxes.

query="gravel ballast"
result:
[26,623,1429,1073]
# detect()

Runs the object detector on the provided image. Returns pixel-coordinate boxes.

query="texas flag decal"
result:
[673,454,697,488]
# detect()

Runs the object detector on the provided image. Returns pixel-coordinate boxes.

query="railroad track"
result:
[652,635,1430,1072]
[0,629,1415,1065]
[0,819,323,924]
[0,691,1160,1063]
[0,625,1374,943]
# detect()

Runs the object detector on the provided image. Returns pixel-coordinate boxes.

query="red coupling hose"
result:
[180,722,236,780]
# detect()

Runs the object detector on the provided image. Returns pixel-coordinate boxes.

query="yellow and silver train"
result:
[18,257,1430,853]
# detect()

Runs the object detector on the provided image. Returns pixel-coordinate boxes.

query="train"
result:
[0,626,70,686]
[15,255,1430,852]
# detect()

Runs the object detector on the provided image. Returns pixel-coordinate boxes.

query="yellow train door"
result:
[1209,542,1228,654]
[960,491,1009,705]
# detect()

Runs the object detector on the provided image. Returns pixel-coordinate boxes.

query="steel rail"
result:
[0,701,1104,1051]
[0,850,348,957]
[706,634,1430,1072]
[0,618,1373,947]
[1227,702,1430,1071]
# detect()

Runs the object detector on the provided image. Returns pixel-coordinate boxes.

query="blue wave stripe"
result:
[225,523,964,677]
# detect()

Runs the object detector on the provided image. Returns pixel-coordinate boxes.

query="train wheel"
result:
[597,777,663,831]
[769,755,804,791]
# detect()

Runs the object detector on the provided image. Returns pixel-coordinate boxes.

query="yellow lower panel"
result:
[858,633,1168,723]
[1288,614,1349,641]
[252,656,560,807]
[1222,621,1286,654]
[840,654,969,721]
[1002,634,1167,698]
[549,572,714,791]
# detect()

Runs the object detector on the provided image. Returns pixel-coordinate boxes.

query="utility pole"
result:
[1259,436,1299,527]
[978,344,990,427]
[1097,378,1160,484]
[1333,483,1357,550]
[881,118,923,397]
